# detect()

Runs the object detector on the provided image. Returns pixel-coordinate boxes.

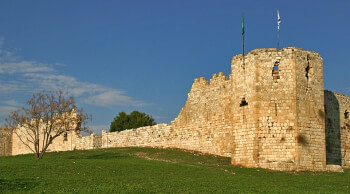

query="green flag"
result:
[242,15,244,35]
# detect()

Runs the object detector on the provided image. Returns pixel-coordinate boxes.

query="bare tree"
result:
[4,90,91,159]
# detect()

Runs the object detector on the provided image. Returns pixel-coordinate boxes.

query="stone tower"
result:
[230,47,326,170]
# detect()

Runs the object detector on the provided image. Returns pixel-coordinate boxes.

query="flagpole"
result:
[242,13,245,63]
[277,28,280,50]
[277,10,281,50]
[242,29,245,57]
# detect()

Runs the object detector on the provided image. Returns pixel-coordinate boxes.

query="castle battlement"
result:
[2,47,349,172]
[174,47,349,171]
[209,72,228,87]
[192,77,208,90]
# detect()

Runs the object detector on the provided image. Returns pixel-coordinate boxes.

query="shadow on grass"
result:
[0,179,37,191]
[68,152,128,160]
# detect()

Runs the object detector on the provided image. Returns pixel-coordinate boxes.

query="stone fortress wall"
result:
[10,130,102,156]
[1,47,350,171]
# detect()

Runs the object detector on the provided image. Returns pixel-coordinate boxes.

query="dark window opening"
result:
[305,65,310,80]
[63,132,68,141]
[345,110,349,119]
[240,98,248,107]
[305,55,313,81]
[305,56,313,91]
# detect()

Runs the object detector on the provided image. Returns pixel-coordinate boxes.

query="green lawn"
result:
[0,147,349,193]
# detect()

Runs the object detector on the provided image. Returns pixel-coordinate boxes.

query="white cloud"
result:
[20,73,146,107]
[87,124,110,135]
[3,100,22,107]
[0,61,54,74]
[54,62,66,67]
[0,43,149,108]
[0,80,29,93]
[153,115,168,120]
[82,90,148,107]
[0,100,21,117]
[0,37,4,48]
[0,106,17,116]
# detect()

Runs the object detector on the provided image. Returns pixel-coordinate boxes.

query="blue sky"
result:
[0,0,349,134]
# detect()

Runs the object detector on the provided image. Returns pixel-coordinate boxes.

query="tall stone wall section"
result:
[100,72,235,157]
[170,72,234,157]
[227,48,327,171]
[294,49,326,170]
[229,49,298,170]
[325,91,350,168]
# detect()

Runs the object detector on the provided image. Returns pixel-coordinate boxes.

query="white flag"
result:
[277,10,281,30]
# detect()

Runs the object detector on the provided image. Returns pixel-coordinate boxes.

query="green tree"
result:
[110,111,156,132]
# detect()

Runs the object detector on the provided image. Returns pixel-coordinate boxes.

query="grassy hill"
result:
[0,147,349,193]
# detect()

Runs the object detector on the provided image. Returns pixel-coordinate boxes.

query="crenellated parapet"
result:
[191,72,229,92]
[191,77,208,91]
[209,72,228,87]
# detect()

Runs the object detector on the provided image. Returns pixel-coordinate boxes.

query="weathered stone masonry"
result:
[325,91,350,168]
[0,128,12,156]
[2,47,349,171]
[9,129,102,156]
[169,47,330,171]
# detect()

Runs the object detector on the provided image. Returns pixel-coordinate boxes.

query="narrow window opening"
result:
[305,55,313,91]
[305,55,313,81]
[240,98,248,107]
[345,110,349,119]
[305,65,310,80]
[272,61,280,81]
[63,132,68,141]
